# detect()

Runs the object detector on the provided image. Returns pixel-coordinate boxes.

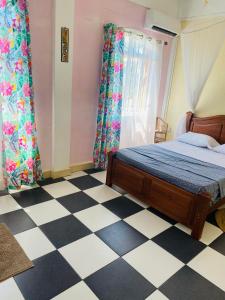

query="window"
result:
[120,32,164,148]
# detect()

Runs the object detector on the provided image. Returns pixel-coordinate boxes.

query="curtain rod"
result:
[118,27,168,45]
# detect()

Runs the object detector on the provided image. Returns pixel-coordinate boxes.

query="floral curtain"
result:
[0,0,43,189]
[93,23,124,169]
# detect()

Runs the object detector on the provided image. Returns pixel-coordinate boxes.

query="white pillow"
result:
[176,132,220,149]
[213,144,225,154]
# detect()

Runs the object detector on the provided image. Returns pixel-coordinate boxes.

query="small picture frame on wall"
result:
[61,27,69,63]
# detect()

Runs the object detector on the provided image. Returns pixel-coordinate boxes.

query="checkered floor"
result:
[0,169,225,300]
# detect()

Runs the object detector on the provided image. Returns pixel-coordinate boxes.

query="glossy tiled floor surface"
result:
[0,169,225,300]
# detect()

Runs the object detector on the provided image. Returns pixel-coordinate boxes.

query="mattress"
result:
[158,141,225,169]
[116,141,225,202]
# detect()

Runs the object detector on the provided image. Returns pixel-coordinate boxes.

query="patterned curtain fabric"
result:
[93,23,124,169]
[0,0,43,189]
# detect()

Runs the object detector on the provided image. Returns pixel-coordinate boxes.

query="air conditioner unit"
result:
[144,9,181,37]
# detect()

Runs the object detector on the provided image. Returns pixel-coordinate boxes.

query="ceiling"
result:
[130,0,225,19]
[129,0,180,17]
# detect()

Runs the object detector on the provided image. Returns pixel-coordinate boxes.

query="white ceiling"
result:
[180,0,225,19]
[130,0,180,17]
[130,0,225,19]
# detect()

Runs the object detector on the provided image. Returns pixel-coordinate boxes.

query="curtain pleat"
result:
[176,18,225,137]
[93,23,124,169]
[0,95,3,190]
[0,0,43,189]
[120,34,164,148]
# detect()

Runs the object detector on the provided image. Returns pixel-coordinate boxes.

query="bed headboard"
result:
[186,112,225,144]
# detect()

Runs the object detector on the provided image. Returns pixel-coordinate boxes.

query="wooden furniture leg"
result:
[106,152,113,187]
[191,193,211,240]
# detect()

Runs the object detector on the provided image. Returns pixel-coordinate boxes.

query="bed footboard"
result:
[106,152,212,240]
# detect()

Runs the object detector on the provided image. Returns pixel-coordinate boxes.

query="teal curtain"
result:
[93,23,124,169]
[0,0,43,188]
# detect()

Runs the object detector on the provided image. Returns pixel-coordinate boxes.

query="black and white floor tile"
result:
[0,169,225,300]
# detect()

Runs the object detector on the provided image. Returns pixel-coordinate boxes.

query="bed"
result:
[106,112,225,240]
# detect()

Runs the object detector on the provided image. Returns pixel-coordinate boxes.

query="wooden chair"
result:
[154,117,168,143]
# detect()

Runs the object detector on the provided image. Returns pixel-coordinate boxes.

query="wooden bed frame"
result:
[106,112,225,240]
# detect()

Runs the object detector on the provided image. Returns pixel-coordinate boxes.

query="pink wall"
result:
[70,0,172,165]
[29,0,53,171]
[27,0,172,171]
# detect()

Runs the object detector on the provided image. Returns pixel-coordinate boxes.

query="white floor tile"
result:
[125,194,149,209]
[175,222,223,245]
[0,195,21,215]
[0,278,24,300]
[188,247,225,291]
[74,205,120,232]
[52,281,98,300]
[146,290,169,300]
[64,171,87,180]
[112,185,127,194]
[24,200,70,226]
[123,241,184,288]
[42,181,80,198]
[84,185,120,203]
[59,234,118,279]
[15,227,55,260]
[90,171,107,183]
[125,210,171,239]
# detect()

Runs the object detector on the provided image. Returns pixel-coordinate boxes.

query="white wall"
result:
[129,0,180,17]
[180,0,225,19]
[52,0,74,174]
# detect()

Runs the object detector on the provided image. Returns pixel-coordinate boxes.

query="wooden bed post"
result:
[191,193,211,240]
[106,152,113,187]
[186,111,194,132]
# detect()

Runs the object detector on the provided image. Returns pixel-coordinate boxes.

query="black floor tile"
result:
[103,196,143,219]
[148,207,177,225]
[12,187,53,208]
[57,192,98,213]
[0,209,36,234]
[96,221,148,256]
[210,233,225,256]
[85,168,104,174]
[152,227,206,263]
[206,211,219,227]
[40,215,91,248]
[0,189,9,196]
[69,175,102,190]
[38,177,65,186]
[85,258,155,300]
[160,266,225,300]
[3,173,224,299]
[15,251,81,300]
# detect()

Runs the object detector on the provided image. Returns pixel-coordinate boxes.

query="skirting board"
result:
[51,168,71,179]
[43,162,94,179]
[43,170,52,179]
[70,162,94,173]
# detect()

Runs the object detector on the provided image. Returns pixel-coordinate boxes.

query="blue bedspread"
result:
[116,145,225,202]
